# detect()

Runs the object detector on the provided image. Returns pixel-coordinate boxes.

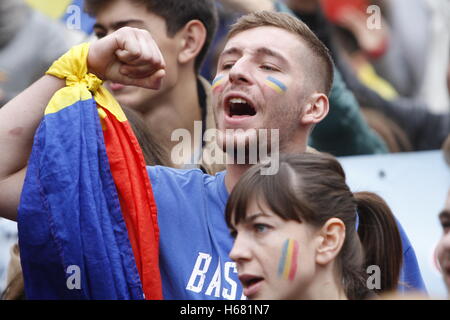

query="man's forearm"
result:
[0,75,64,179]
[0,75,64,220]
[0,75,65,220]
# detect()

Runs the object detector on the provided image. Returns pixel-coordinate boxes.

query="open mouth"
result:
[239,275,264,297]
[226,97,257,118]
[242,277,263,287]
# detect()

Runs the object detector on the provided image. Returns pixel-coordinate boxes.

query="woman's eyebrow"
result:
[243,212,272,224]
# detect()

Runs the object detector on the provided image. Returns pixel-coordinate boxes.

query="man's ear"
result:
[300,93,329,125]
[177,20,206,65]
[315,218,346,266]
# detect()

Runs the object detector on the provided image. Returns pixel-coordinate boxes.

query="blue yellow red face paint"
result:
[264,76,287,94]
[211,75,226,92]
[212,75,287,94]
[278,239,299,280]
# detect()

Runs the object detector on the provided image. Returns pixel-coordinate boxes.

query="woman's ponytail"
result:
[354,191,403,294]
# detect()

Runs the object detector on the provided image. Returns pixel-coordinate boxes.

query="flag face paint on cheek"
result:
[265,76,287,94]
[211,75,226,92]
[278,239,299,280]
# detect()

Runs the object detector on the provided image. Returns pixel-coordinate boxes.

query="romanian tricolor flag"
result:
[17,43,162,299]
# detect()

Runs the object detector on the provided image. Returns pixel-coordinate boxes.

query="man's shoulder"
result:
[148,166,229,221]
[148,165,210,179]
[147,165,226,190]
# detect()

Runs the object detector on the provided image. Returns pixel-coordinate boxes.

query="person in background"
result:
[437,135,450,296]
[0,0,85,108]
[285,0,449,152]
[371,0,449,114]
[84,0,218,169]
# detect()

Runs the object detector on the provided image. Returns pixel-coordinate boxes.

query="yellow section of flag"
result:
[45,43,127,122]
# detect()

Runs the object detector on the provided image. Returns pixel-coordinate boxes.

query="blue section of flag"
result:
[18,98,144,299]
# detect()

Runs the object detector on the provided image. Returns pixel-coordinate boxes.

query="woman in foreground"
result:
[226,153,403,300]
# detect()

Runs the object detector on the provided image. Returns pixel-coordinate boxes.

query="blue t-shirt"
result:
[148,166,427,299]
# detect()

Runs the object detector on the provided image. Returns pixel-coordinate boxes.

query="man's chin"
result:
[220,134,266,163]
[112,91,147,111]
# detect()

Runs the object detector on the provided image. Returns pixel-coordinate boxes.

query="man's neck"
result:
[224,163,251,193]
[224,139,308,193]
[142,69,202,154]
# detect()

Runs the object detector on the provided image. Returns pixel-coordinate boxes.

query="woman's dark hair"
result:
[225,153,403,299]
[122,107,171,167]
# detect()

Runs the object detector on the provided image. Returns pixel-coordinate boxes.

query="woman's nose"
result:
[229,233,252,263]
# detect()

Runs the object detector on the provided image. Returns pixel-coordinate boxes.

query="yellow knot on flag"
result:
[44,43,126,122]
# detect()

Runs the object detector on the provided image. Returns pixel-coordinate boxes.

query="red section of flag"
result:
[100,106,162,300]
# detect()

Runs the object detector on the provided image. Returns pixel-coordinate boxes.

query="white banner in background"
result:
[339,150,450,299]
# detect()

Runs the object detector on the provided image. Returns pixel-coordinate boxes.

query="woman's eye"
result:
[254,223,270,234]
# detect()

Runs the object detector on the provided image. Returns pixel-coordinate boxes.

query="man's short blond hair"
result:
[227,11,334,96]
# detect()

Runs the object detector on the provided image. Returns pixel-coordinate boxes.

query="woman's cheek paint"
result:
[277,238,299,281]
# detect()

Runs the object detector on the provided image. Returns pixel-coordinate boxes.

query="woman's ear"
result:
[300,93,329,125]
[315,218,346,266]
[177,20,206,66]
